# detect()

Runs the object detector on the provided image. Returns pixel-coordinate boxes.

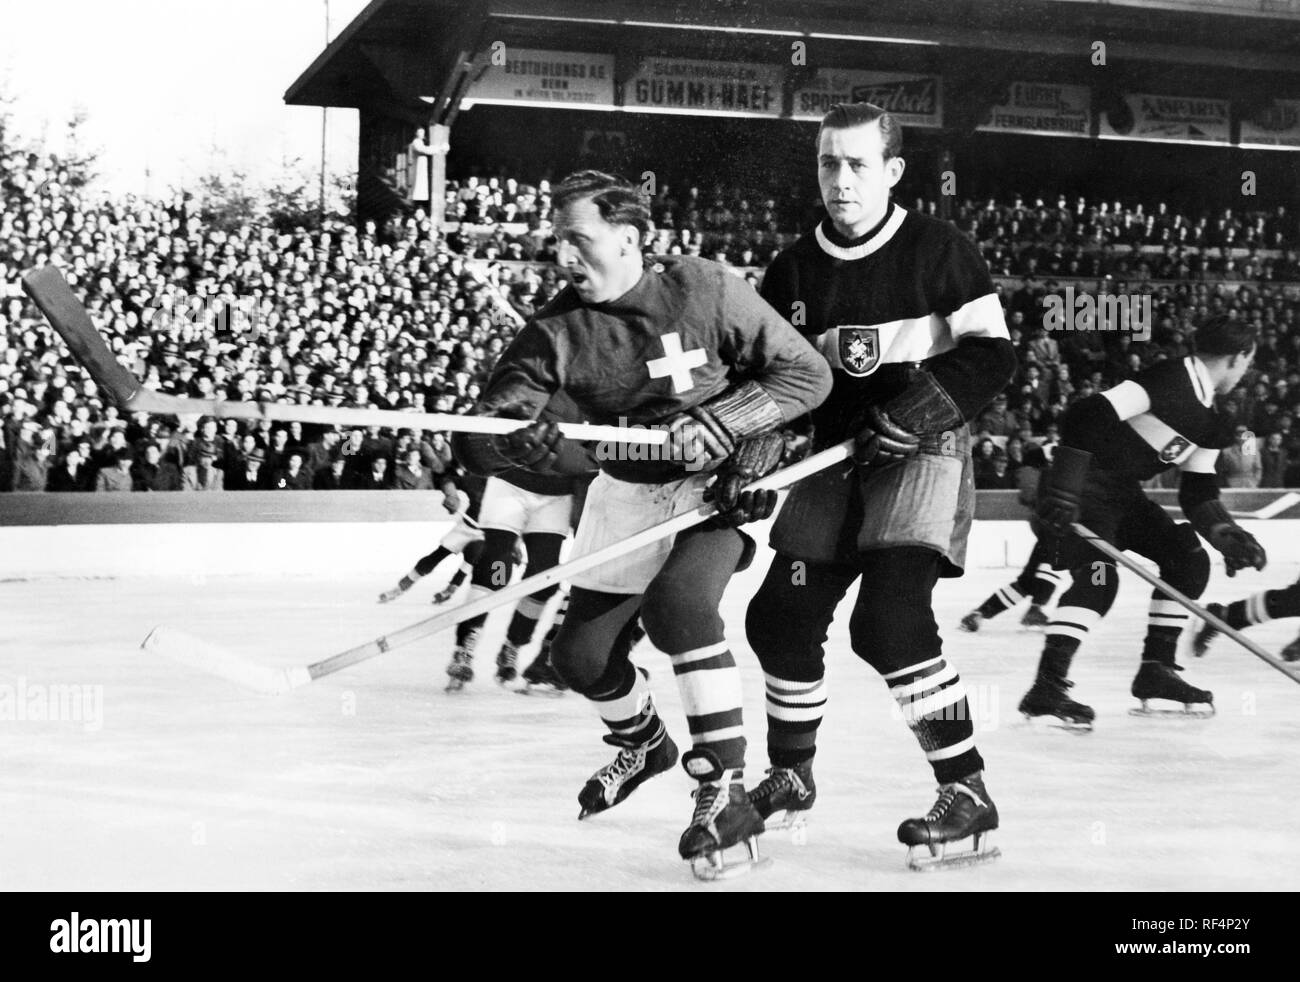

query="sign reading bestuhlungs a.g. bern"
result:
[465,48,615,108]
[791,70,943,127]
[977,81,1091,138]
[624,58,784,117]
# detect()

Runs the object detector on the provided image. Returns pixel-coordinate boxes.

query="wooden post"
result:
[430,123,450,229]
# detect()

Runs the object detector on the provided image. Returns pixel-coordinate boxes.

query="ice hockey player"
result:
[961,445,1063,632]
[1192,578,1300,662]
[745,103,1016,871]
[378,474,487,606]
[1027,313,1266,724]
[452,169,831,878]
[443,392,596,692]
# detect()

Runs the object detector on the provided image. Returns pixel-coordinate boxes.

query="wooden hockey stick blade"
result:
[1072,522,1300,686]
[141,626,306,696]
[152,440,853,694]
[19,264,668,445]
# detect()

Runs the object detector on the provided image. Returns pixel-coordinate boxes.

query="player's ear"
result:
[885,155,906,189]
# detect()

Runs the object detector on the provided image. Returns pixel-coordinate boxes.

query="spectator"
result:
[268,451,312,490]
[975,393,1019,437]
[313,456,348,490]
[10,422,52,491]
[349,455,389,490]
[95,447,134,492]
[1218,426,1262,488]
[1261,432,1290,488]
[183,446,225,491]
[393,447,434,490]
[227,447,266,491]
[47,447,92,491]
[131,443,181,491]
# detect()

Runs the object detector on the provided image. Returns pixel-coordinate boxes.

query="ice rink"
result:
[4,534,1298,892]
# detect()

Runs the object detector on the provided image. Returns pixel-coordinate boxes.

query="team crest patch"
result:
[838,327,880,377]
[1159,435,1192,463]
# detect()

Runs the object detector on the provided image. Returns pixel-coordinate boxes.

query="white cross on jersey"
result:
[646,332,707,393]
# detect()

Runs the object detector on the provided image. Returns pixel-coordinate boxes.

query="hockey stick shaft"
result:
[20,264,669,445]
[1072,522,1300,686]
[291,440,856,688]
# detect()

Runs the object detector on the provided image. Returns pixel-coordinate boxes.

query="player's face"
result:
[818,121,904,238]
[553,196,641,304]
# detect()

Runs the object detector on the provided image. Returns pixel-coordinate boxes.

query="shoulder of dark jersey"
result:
[646,254,735,291]
[896,206,971,254]
[1134,356,1196,396]
[531,285,582,325]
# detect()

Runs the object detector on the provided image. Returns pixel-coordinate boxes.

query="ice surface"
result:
[3,546,1297,892]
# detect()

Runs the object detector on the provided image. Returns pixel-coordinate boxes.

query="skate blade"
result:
[1129,701,1214,719]
[764,810,810,834]
[1019,712,1093,733]
[519,684,566,698]
[445,677,471,693]
[906,831,1000,872]
[689,836,772,882]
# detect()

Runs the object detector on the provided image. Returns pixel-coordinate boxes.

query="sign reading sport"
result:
[792,70,943,127]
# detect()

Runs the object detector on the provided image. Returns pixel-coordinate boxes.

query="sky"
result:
[0,0,372,195]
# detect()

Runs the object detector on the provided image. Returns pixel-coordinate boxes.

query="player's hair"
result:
[1193,314,1257,357]
[552,170,651,235]
[818,103,903,160]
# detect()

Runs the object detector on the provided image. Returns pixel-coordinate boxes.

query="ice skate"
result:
[1020,604,1050,629]
[1191,604,1225,657]
[519,652,568,697]
[431,583,460,605]
[958,611,982,633]
[377,582,409,604]
[747,760,816,831]
[495,641,519,685]
[577,726,678,819]
[1282,635,1300,663]
[1130,661,1214,717]
[1018,673,1095,730]
[679,749,769,881]
[444,630,479,693]
[898,771,1000,871]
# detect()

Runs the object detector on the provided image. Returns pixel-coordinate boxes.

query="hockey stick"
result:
[1072,522,1300,686]
[144,439,856,694]
[20,264,667,445]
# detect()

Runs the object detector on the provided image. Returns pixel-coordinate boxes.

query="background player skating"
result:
[961,445,1063,632]
[378,475,487,605]
[453,170,831,877]
[746,103,1017,870]
[1193,578,1300,662]
[1028,314,1266,724]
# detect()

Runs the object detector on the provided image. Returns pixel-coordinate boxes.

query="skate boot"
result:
[747,759,816,831]
[1130,661,1214,717]
[1283,635,1300,663]
[444,629,479,693]
[577,726,678,819]
[495,641,519,685]
[431,583,459,605]
[378,582,410,604]
[959,611,983,633]
[1020,604,1050,629]
[1018,673,1095,730]
[679,749,769,881]
[1191,604,1225,658]
[898,771,1000,871]
[520,653,569,696]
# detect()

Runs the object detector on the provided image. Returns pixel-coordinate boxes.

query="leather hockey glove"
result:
[1036,446,1092,536]
[705,431,786,527]
[853,406,920,467]
[664,381,785,470]
[1188,499,1267,577]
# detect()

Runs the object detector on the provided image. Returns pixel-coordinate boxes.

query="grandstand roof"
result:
[286,0,1300,110]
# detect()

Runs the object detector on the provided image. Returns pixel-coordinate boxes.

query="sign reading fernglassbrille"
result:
[792,70,943,128]
[1098,92,1230,144]
[977,82,1091,138]
[466,48,615,108]
[625,58,783,117]
[1240,99,1300,149]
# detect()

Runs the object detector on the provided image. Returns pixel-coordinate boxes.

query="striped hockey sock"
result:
[977,582,1026,618]
[506,596,548,647]
[763,673,826,767]
[591,660,661,746]
[669,642,746,773]
[1031,564,1065,606]
[1142,597,1188,667]
[883,655,982,785]
[1224,591,1274,631]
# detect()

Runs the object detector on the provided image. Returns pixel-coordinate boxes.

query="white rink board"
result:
[1,516,1298,891]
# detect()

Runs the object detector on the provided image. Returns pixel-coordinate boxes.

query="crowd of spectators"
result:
[5,143,1300,495]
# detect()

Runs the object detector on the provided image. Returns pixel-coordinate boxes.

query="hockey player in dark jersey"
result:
[452,171,831,878]
[745,103,1017,871]
[378,473,489,605]
[961,445,1064,632]
[1027,314,1265,723]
